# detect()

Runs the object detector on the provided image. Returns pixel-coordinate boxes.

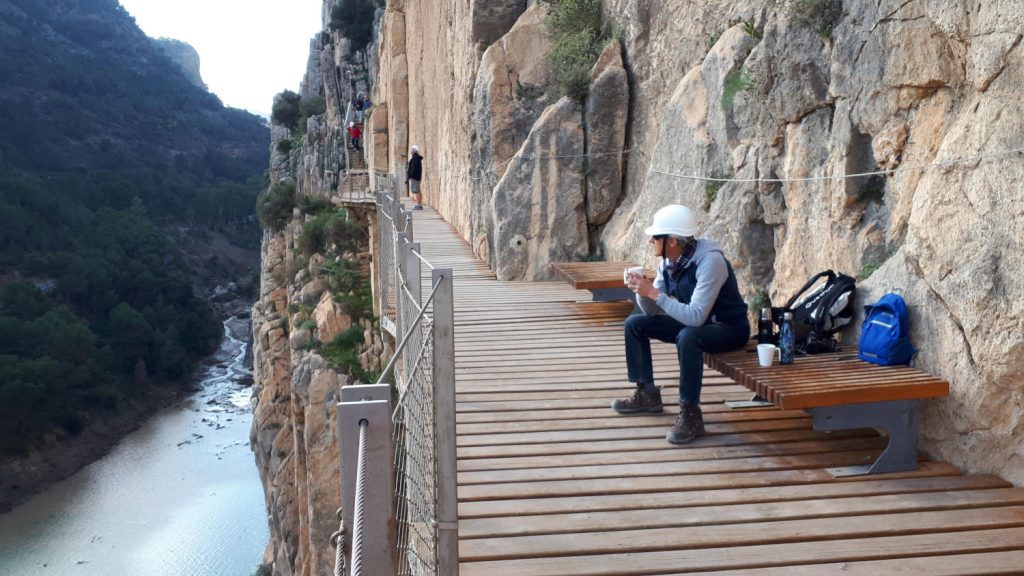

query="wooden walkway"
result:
[408,207,1024,575]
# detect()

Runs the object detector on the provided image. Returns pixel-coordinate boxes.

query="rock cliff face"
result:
[253,2,1023,571]
[250,20,387,575]
[362,0,1023,483]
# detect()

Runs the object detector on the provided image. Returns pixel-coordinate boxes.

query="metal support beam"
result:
[338,393,395,576]
[808,399,920,477]
[431,268,459,576]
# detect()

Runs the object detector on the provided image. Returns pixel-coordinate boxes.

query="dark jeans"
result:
[624,312,749,407]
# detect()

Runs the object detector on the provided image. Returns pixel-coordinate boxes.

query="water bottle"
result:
[779,311,795,365]
[757,308,774,345]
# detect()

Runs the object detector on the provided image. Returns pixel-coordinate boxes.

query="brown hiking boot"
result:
[666,404,705,444]
[612,387,663,414]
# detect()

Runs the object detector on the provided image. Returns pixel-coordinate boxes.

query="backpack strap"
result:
[784,270,837,309]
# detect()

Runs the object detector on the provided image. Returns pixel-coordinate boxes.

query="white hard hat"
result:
[644,204,699,237]
[349,122,355,127]
[411,144,419,152]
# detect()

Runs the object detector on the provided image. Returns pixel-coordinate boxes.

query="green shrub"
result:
[296,209,361,257]
[857,174,886,203]
[275,139,293,155]
[329,0,376,53]
[517,82,544,101]
[321,258,374,321]
[297,194,334,216]
[255,180,296,231]
[271,90,301,130]
[792,0,843,39]
[546,0,607,101]
[706,28,724,50]
[299,95,326,122]
[703,180,723,212]
[749,289,770,311]
[858,260,882,280]
[721,69,754,111]
[742,20,763,40]
[321,326,376,382]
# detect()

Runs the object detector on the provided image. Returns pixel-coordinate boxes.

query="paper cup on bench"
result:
[623,266,644,285]
[757,344,780,367]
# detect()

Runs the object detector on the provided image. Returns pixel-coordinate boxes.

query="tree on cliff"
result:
[329,0,376,53]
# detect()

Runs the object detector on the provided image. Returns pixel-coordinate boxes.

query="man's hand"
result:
[626,273,659,300]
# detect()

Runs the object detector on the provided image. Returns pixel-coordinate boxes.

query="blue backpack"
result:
[858,293,917,365]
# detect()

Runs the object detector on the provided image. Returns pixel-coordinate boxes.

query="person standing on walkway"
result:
[354,94,364,122]
[614,204,749,444]
[348,122,362,152]
[407,145,423,210]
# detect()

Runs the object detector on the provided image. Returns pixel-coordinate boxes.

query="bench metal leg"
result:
[808,399,919,477]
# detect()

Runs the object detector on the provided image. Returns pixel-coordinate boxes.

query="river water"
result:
[0,317,269,576]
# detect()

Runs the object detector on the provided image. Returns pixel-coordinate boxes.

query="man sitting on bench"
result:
[614,204,750,445]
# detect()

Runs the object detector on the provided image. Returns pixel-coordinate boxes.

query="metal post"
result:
[394,233,410,350]
[338,387,394,576]
[369,194,382,319]
[403,242,421,381]
[405,243,422,306]
[431,268,458,575]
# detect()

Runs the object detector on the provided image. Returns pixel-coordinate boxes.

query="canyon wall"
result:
[367,0,1023,484]
[250,22,386,575]
[253,1,1022,572]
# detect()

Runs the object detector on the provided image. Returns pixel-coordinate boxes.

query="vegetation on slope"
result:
[0,0,269,454]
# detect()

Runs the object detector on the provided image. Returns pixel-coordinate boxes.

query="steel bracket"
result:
[807,399,919,477]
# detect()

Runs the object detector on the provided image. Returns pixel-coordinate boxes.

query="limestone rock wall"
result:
[251,13,390,575]
[362,0,1024,483]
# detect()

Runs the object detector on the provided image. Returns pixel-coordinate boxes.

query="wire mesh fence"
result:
[352,177,456,576]
[392,315,438,575]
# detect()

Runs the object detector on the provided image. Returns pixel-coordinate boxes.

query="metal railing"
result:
[343,99,352,174]
[336,178,457,576]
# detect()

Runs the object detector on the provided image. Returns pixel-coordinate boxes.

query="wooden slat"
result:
[458,527,1024,575]
[457,470,1001,517]
[686,550,1024,575]
[459,491,1024,542]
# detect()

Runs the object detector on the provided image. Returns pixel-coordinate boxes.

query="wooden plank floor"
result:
[408,207,1024,575]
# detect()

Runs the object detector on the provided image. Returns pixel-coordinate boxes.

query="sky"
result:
[117,0,324,117]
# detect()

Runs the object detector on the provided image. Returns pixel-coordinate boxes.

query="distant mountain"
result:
[152,37,206,90]
[0,0,268,218]
[0,0,270,459]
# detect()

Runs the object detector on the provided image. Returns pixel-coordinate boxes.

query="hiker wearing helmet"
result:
[347,122,362,152]
[616,204,749,444]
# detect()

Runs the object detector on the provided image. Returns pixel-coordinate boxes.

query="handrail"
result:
[349,419,369,576]
[343,100,352,174]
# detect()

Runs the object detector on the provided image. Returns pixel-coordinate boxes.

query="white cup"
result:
[757,343,780,367]
[623,266,644,285]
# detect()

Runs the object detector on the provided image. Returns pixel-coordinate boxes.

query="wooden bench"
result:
[705,345,950,477]
[551,261,649,302]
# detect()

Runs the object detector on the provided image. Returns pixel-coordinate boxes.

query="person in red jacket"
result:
[348,122,362,152]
